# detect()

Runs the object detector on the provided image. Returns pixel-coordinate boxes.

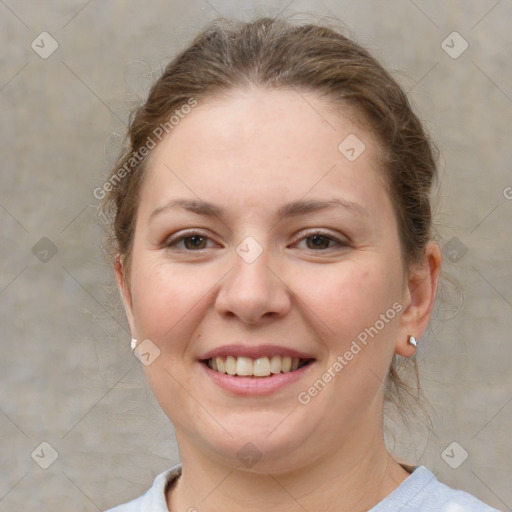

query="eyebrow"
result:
[149,197,369,222]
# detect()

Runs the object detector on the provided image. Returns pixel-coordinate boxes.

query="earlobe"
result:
[114,254,136,335]
[395,241,442,357]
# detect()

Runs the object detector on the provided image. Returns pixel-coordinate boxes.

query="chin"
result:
[185,410,318,472]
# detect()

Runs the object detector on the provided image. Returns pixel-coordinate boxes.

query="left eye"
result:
[295,233,343,250]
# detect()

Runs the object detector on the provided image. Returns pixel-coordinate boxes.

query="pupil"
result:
[309,235,328,249]
[186,236,204,249]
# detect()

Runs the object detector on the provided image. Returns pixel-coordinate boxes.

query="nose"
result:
[215,244,291,324]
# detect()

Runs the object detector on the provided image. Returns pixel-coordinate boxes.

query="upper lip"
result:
[199,344,316,360]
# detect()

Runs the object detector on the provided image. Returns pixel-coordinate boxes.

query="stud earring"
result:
[131,338,137,350]
[408,335,417,347]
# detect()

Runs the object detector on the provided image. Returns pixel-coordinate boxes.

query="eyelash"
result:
[163,229,347,252]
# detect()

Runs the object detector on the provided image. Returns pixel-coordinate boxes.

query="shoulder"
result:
[104,493,144,512]
[104,465,182,512]
[371,466,500,512]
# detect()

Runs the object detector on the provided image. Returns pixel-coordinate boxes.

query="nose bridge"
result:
[215,235,290,323]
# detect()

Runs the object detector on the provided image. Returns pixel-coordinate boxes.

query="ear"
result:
[114,254,136,336]
[395,241,442,357]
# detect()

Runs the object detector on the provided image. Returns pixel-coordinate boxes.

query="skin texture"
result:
[116,87,442,512]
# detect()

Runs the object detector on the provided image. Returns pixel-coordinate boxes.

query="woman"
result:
[100,16,499,512]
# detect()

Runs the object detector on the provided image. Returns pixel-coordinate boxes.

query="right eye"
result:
[163,231,219,251]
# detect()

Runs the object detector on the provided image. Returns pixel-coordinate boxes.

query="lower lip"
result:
[200,361,314,396]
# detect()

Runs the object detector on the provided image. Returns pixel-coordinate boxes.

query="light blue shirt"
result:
[104,464,500,511]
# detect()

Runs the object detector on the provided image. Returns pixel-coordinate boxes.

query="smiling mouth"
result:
[202,355,314,378]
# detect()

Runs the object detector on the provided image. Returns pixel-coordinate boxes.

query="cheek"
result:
[130,260,213,351]
[292,257,402,344]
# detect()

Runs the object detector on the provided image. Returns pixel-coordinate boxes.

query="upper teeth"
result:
[208,355,303,377]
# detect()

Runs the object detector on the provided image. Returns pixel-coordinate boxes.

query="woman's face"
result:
[118,88,424,472]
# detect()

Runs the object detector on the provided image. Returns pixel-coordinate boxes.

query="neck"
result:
[167,434,409,512]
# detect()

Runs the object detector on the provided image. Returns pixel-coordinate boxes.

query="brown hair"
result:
[99,16,438,418]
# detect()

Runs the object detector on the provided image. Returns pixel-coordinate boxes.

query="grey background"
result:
[1,1,511,510]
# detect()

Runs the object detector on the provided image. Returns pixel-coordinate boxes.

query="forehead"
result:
[149,87,376,160]
[139,87,387,217]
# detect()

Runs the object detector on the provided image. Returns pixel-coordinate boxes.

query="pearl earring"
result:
[131,338,137,350]
[408,335,417,347]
